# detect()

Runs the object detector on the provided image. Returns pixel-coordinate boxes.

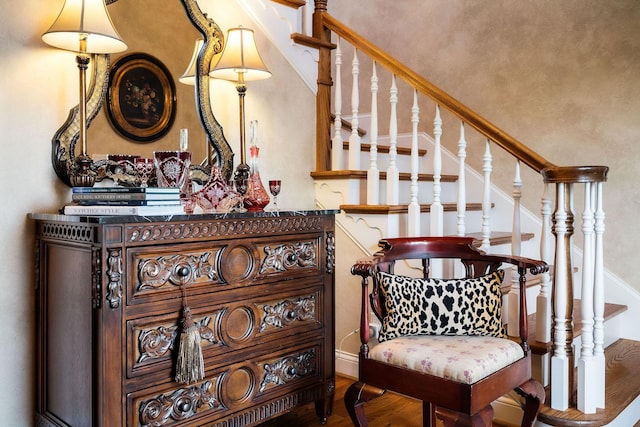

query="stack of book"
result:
[64,187,186,216]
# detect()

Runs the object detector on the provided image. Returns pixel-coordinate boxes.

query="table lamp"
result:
[42,0,127,187]
[209,26,271,191]
[178,38,204,86]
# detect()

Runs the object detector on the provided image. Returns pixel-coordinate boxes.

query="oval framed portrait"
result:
[106,53,177,143]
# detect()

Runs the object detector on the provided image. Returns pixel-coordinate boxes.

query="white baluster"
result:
[536,182,553,386]
[507,160,522,336]
[301,1,312,36]
[481,140,492,252]
[430,105,443,236]
[456,122,467,237]
[593,181,606,409]
[348,48,361,170]
[331,37,343,171]
[386,75,399,205]
[512,161,522,256]
[408,90,420,236]
[367,61,380,205]
[428,105,444,278]
[550,183,574,411]
[578,182,596,413]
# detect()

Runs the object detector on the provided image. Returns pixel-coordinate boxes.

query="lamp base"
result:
[70,154,96,187]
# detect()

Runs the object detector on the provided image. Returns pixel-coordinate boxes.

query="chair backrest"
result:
[351,236,548,352]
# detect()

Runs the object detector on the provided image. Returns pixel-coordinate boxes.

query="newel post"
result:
[541,165,608,412]
[314,0,333,172]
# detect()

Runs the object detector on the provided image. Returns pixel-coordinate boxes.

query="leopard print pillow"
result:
[376,270,506,342]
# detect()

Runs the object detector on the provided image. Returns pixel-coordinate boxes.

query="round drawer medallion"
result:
[219,244,258,284]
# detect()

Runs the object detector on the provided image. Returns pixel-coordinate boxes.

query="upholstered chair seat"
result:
[369,335,524,385]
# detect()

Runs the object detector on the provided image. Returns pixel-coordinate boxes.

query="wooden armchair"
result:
[345,236,548,427]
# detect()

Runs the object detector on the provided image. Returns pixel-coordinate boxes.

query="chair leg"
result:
[422,401,437,427]
[343,381,386,427]
[515,378,545,427]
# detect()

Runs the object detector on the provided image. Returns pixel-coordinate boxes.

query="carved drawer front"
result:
[129,343,323,427]
[127,236,323,306]
[127,286,323,378]
[127,243,228,306]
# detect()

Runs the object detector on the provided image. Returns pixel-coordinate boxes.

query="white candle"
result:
[180,128,188,151]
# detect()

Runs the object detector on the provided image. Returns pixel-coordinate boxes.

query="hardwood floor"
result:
[260,375,423,426]
[259,376,515,427]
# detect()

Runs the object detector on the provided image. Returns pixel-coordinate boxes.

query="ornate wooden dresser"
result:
[31,210,336,426]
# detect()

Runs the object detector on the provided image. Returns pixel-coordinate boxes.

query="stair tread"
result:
[456,231,535,248]
[342,141,427,156]
[339,203,484,214]
[538,338,640,426]
[311,169,457,182]
[528,300,628,355]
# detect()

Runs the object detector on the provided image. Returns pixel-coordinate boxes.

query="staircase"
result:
[236,0,640,425]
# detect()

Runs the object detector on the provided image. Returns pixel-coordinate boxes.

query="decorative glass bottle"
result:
[243,121,270,211]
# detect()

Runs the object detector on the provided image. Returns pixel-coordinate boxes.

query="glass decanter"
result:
[243,121,270,212]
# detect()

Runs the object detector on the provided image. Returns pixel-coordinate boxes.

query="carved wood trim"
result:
[325,231,335,274]
[207,386,325,427]
[260,295,316,332]
[106,248,123,308]
[138,380,222,426]
[126,216,326,243]
[260,241,318,274]
[39,222,94,243]
[136,324,178,364]
[260,348,316,392]
[136,315,216,364]
[136,252,220,293]
[92,247,102,309]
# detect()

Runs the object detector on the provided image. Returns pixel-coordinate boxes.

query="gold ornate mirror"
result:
[51,0,234,186]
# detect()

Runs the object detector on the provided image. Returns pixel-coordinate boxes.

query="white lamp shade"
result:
[210,26,271,82]
[179,39,204,85]
[42,0,127,54]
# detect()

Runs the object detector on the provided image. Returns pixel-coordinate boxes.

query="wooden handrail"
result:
[321,13,555,174]
[541,165,609,183]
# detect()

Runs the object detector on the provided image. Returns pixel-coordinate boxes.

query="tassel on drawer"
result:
[175,285,205,384]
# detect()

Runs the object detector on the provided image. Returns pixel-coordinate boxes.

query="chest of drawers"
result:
[32,210,336,426]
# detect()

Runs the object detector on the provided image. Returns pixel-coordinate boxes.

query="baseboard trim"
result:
[336,350,359,379]
[493,393,524,426]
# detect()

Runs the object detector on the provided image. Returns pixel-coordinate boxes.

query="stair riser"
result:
[315,177,458,205]
[336,132,437,173]
[340,210,485,249]
[379,180,458,205]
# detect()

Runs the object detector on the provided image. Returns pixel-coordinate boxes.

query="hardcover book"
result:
[72,192,181,202]
[71,186,180,194]
[74,199,182,206]
[63,204,186,216]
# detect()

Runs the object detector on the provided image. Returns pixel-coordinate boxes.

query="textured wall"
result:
[330,0,640,291]
[0,0,315,424]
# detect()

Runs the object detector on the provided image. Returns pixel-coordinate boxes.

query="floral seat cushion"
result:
[369,335,525,384]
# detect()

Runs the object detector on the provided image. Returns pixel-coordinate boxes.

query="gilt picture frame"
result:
[106,53,176,143]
